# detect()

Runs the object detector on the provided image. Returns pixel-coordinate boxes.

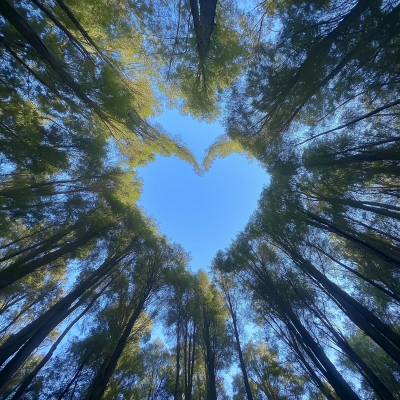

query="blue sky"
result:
[138,109,268,272]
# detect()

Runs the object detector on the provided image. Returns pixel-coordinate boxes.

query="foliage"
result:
[1,0,400,399]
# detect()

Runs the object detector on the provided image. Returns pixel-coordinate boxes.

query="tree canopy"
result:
[1,0,400,399]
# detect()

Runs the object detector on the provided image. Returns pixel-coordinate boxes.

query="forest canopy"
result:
[0,0,400,399]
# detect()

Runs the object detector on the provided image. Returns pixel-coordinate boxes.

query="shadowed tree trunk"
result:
[188,0,218,90]
[251,267,361,400]
[8,285,109,400]
[279,240,400,365]
[0,239,139,390]
[0,221,113,289]
[84,259,162,400]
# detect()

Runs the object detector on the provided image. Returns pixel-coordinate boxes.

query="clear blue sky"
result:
[138,108,268,272]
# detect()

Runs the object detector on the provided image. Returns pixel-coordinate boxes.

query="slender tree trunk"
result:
[0,0,110,121]
[188,323,196,400]
[203,312,217,400]
[84,285,151,400]
[0,222,113,289]
[313,306,397,400]
[302,209,400,267]
[0,249,128,389]
[306,194,400,221]
[55,0,115,68]
[285,327,337,400]
[174,306,181,400]
[283,245,400,364]
[305,146,400,169]
[224,292,253,400]
[57,357,88,400]
[183,319,188,400]
[308,242,400,303]
[255,270,361,400]
[9,288,105,400]
[0,210,98,264]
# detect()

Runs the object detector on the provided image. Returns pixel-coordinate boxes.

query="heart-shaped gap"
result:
[139,109,268,271]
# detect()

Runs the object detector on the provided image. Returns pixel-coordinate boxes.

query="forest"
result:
[0,0,399,399]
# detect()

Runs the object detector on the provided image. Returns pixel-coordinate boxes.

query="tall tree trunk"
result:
[255,270,361,400]
[305,194,400,221]
[0,215,87,264]
[9,288,105,400]
[0,0,110,122]
[0,222,113,288]
[203,312,217,400]
[187,323,196,400]
[0,247,129,389]
[84,283,152,400]
[174,306,181,400]
[282,244,400,365]
[312,305,398,400]
[305,146,400,169]
[302,209,400,267]
[224,292,253,400]
[285,327,337,400]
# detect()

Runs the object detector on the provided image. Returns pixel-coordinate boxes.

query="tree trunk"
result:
[0,248,128,389]
[256,270,361,400]
[84,285,152,400]
[313,306,397,400]
[203,312,217,400]
[302,209,400,268]
[225,292,253,400]
[282,242,400,365]
[174,306,181,400]
[0,0,110,122]
[0,222,113,288]
[9,289,104,400]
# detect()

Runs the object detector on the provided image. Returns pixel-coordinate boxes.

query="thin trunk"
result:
[302,209,400,267]
[203,312,217,400]
[0,211,95,264]
[0,222,112,288]
[183,320,188,400]
[282,243,400,365]
[285,328,337,400]
[188,323,196,400]
[256,270,361,400]
[174,307,181,400]
[55,0,115,68]
[307,194,400,221]
[28,0,94,62]
[0,248,129,388]
[314,306,397,400]
[225,292,253,400]
[0,177,90,197]
[0,0,111,122]
[84,284,152,400]
[9,288,105,400]
[308,241,400,303]
[57,358,88,400]
[305,147,400,169]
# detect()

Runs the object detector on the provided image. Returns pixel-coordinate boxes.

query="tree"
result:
[196,270,232,400]
[224,0,400,161]
[242,341,305,400]
[213,271,254,400]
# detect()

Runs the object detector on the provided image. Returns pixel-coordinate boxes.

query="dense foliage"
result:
[0,0,399,399]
